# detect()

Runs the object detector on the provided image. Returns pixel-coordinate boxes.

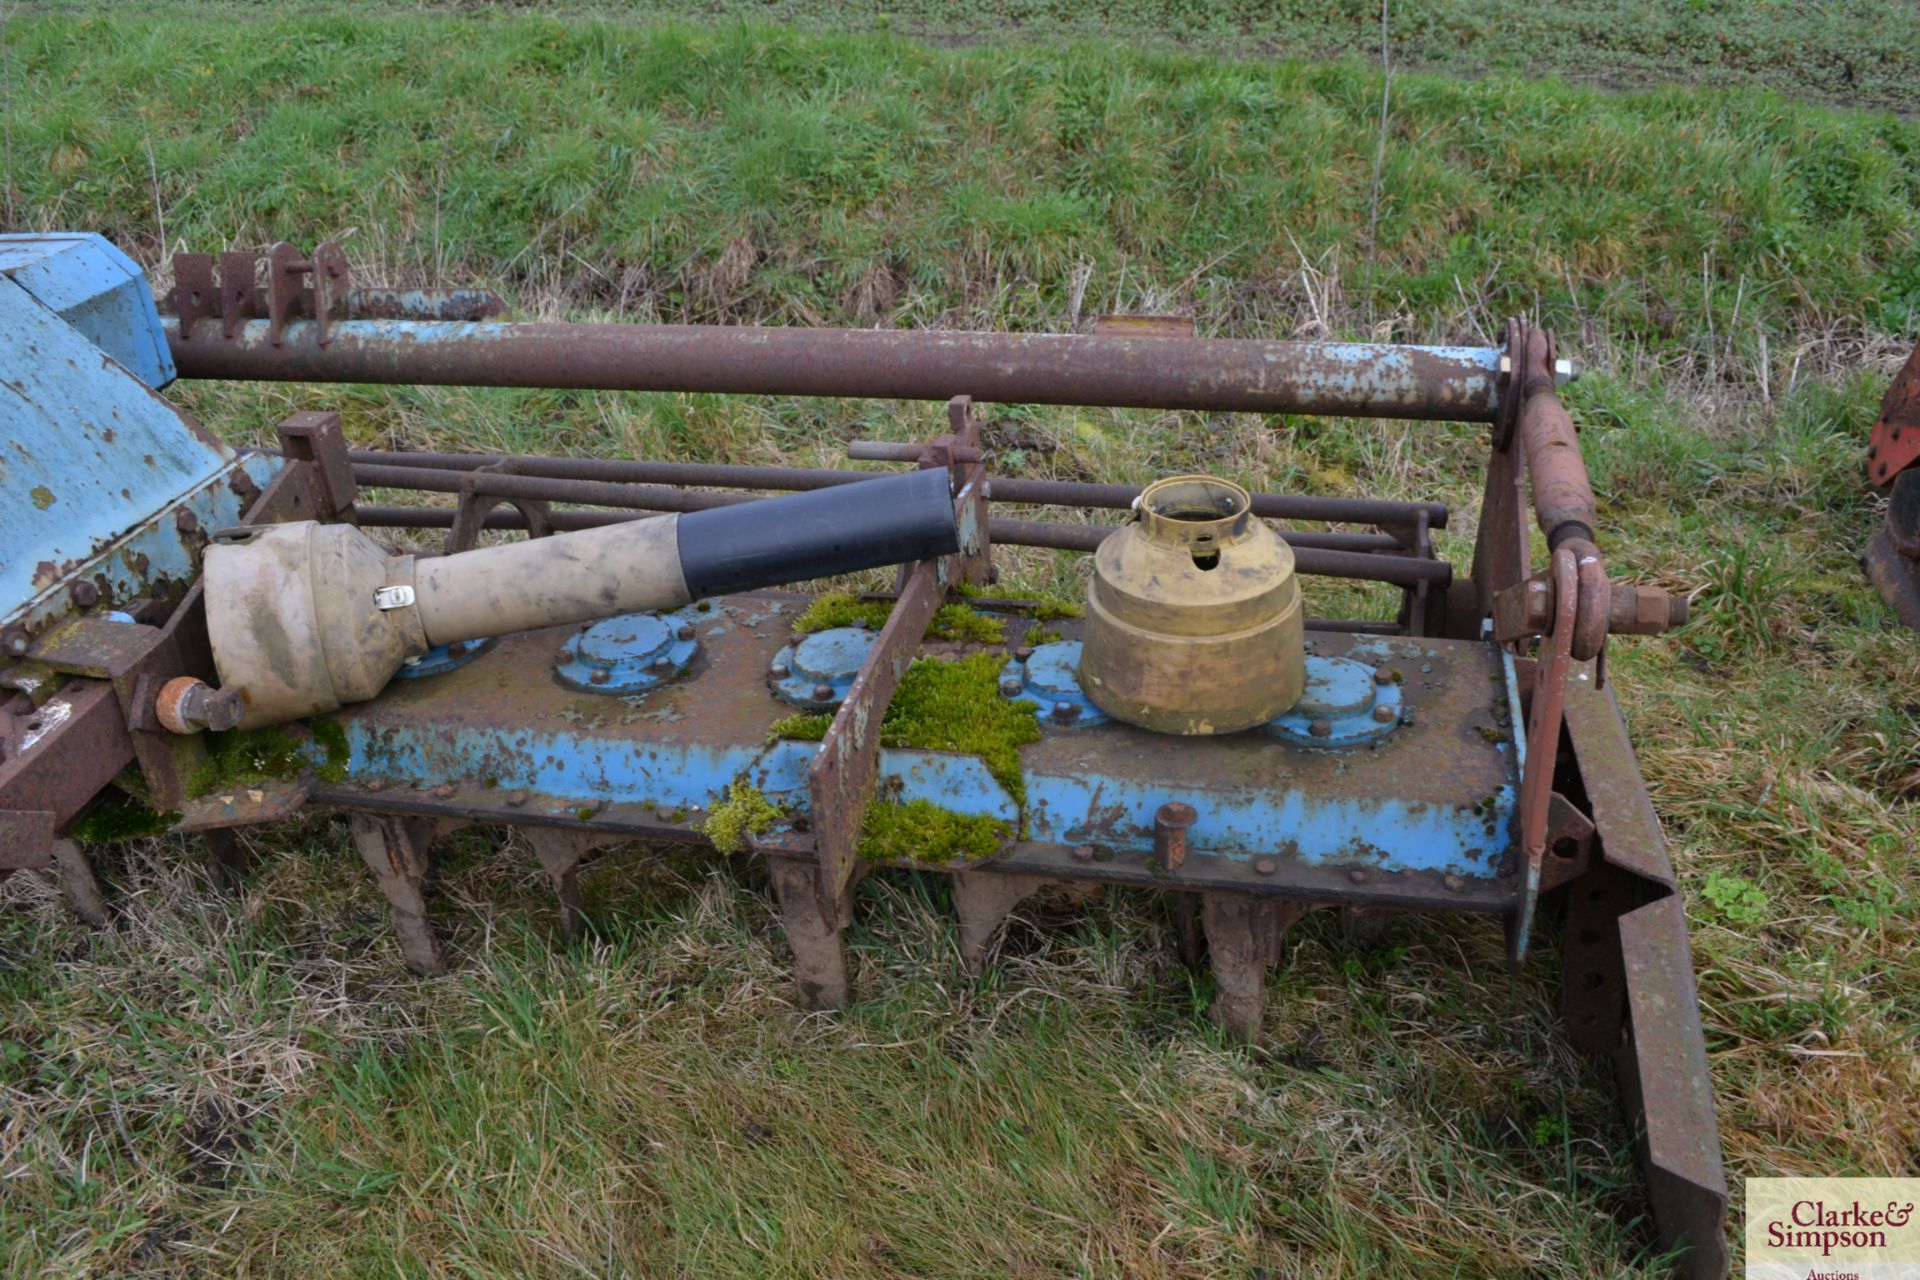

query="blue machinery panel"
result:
[320,614,1522,886]
[0,233,274,630]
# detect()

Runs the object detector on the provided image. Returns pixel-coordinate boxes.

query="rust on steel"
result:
[328,446,1450,528]
[166,318,1503,421]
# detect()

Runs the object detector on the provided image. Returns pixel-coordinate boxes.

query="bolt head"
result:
[1051,701,1080,722]
[1253,857,1277,875]
[1013,645,1034,661]
[770,662,791,679]
[651,655,677,671]
[999,678,1023,697]
[506,789,530,807]
[676,624,695,641]
[1372,667,1394,685]
[445,641,467,658]
[1371,703,1396,724]
[68,581,100,608]
[1443,874,1465,892]
[1072,844,1095,863]
[2,631,28,657]
[811,683,835,702]
[589,668,611,685]
[1309,718,1333,738]
[1348,867,1370,885]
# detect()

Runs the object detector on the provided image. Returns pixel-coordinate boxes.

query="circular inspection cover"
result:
[1263,655,1403,747]
[769,626,878,709]
[998,640,1109,728]
[557,611,698,694]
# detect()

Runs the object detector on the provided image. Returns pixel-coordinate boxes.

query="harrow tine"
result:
[49,838,110,927]
[349,813,445,976]
[767,857,851,1010]
[523,827,617,942]
[1199,893,1308,1043]
[949,870,1051,976]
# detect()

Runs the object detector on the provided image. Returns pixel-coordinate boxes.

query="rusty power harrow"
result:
[2,236,1727,1276]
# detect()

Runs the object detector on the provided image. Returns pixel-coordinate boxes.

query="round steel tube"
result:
[340,449,1448,529]
[348,464,1408,553]
[168,319,1502,422]
[351,505,1450,585]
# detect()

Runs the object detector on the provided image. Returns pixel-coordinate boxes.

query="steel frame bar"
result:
[166,318,1504,422]
[319,448,1451,530]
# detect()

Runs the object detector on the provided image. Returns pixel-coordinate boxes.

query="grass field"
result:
[2,7,1918,1277]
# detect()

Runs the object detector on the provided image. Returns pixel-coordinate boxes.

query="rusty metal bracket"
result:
[171,253,218,341]
[276,411,358,520]
[1510,545,1579,965]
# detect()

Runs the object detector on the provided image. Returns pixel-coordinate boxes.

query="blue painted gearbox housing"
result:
[0,233,279,631]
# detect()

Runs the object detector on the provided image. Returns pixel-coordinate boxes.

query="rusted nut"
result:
[174,507,201,535]
[431,784,456,799]
[1051,701,1081,723]
[1607,583,1688,635]
[651,655,677,671]
[676,624,695,641]
[810,683,835,703]
[1,627,28,658]
[1348,867,1370,885]
[1492,577,1554,642]
[1372,666,1394,686]
[1371,703,1397,724]
[1253,857,1277,876]
[68,580,100,608]
[1071,844,1095,863]
[1443,873,1465,892]
[589,668,611,685]
[999,677,1023,697]
[506,789,529,808]
[1308,718,1332,739]
[1013,645,1034,661]
[445,641,468,658]
[1153,801,1197,871]
[153,676,244,734]
[769,661,791,679]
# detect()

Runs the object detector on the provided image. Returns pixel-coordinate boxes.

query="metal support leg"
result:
[768,858,849,1010]
[49,838,109,927]
[202,828,251,892]
[1200,893,1306,1043]
[949,870,1051,975]
[349,811,443,975]
[524,827,617,941]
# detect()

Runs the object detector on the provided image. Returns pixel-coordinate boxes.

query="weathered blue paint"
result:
[555,610,699,694]
[0,233,175,388]
[0,256,274,625]
[1263,654,1402,746]
[395,637,496,681]
[1000,640,1109,728]
[769,626,875,709]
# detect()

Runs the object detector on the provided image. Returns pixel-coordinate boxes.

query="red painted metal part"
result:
[1866,341,1920,489]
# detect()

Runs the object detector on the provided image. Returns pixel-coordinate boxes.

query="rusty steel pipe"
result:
[168,319,1503,421]
[331,448,1450,529]
[350,504,1450,586]
[349,462,1407,552]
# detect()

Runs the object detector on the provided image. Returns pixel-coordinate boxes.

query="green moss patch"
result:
[882,652,1039,806]
[188,727,309,798]
[307,719,352,784]
[768,712,833,742]
[791,592,1007,645]
[859,799,1009,865]
[69,793,177,844]
[703,780,783,854]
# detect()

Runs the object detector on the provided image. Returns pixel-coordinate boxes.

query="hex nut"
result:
[1254,857,1277,875]
[999,677,1023,697]
[1371,703,1397,724]
[1309,718,1333,738]
[811,683,835,702]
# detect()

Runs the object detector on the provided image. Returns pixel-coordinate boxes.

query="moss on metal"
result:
[703,780,783,854]
[69,793,176,843]
[858,799,1008,865]
[187,726,309,798]
[790,591,1007,645]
